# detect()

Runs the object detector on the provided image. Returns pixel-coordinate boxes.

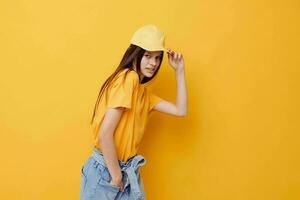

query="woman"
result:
[80,24,188,200]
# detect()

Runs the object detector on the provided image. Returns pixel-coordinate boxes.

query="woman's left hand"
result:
[166,48,185,71]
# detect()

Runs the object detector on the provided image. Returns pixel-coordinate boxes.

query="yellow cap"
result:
[130,24,166,51]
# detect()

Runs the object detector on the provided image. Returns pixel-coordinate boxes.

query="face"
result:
[139,50,163,78]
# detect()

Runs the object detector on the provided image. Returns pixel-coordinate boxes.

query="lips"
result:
[146,68,155,73]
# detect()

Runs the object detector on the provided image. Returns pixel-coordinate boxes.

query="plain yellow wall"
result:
[1,0,299,199]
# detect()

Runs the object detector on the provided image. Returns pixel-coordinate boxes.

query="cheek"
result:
[140,57,148,65]
[140,58,147,69]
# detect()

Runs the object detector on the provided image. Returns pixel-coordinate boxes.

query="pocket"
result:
[98,167,121,192]
[95,166,120,199]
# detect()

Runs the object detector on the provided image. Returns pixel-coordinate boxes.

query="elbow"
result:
[180,113,188,117]
[177,110,188,117]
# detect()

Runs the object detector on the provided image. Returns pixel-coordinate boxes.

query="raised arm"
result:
[153,49,188,117]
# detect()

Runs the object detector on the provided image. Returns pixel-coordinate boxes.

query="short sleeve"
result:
[107,70,139,109]
[148,92,162,112]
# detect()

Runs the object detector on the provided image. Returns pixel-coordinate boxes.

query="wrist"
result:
[175,67,185,74]
[111,172,122,181]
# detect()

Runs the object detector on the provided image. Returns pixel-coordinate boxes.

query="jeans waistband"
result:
[92,147,146,200]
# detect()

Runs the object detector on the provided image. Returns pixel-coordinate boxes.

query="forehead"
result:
[144,51,163,56]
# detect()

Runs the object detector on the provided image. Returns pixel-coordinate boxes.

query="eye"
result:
[145,54,151,58]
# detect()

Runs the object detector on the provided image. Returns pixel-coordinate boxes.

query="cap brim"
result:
[146,47,166,52]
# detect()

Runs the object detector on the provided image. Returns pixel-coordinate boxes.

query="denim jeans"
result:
[80,147,146,200]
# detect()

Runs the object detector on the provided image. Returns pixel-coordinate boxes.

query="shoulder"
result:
[111,68,140,89]
[117,68,140,85]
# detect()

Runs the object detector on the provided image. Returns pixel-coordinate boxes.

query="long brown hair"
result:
[90,44,164,125]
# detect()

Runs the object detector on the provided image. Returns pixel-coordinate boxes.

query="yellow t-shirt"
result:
[90,68,162,162]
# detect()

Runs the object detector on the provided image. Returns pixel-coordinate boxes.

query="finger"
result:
[168,49,175,56]
[168,52,174,60]
[171,53,175,60]
[171,51,175,58]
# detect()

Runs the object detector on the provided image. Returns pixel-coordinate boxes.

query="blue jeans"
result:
[80,147,146,200]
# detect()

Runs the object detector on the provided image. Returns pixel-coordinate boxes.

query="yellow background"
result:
[1,0,299,199]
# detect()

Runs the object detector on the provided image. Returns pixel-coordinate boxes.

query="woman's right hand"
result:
[110,176,124,192]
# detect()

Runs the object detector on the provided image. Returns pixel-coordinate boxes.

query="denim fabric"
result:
[80,147,146,200]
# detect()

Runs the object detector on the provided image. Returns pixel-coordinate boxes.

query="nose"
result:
[149,57,157,66]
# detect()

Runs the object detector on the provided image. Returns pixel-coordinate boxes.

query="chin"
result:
[144,73,154,78]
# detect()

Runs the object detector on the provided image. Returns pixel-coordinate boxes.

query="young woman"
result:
[80,24,187,200]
